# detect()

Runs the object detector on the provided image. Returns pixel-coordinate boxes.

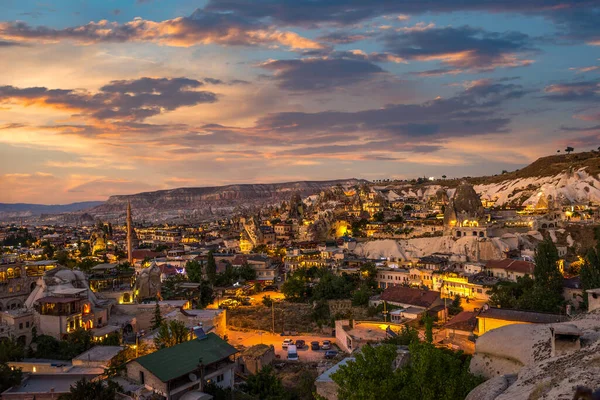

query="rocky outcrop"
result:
[89,179,364,222]
[444,181,485,229]
[468,311,600,400]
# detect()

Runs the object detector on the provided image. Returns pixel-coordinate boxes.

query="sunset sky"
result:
[0,0,599,204]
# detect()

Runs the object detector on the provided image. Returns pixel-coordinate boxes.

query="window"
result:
[19,323,23,329]
[139,371,145,384]
[26,322,30,328]
[216,374,224,383]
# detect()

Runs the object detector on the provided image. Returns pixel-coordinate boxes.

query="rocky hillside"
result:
[0,201,103,219]
[378,151,600,208]
[90,179,364,222]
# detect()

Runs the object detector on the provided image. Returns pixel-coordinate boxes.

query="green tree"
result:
[154,320,189,349]
[332,344,402,400]
[311,271,355,301]
[352,285,372,307]
[581,227,600,304]
[0,362,22,393]
[372,211,385,222]
[384,325,419,346]
[198,280,214,309]
[151,300,164,330]
[398,342,483,400]
[448,295,464,316]
[57,378,122,400]
[244,366,287,400]
[79,242,91,257]
[519,238,564,312]
[186,260,203,283]
[262,295,273,307]
[98,332,121,346]
[42,241,55,259]
[0,336,25,363]
[423,314,433,344]
[206,251,217,284]
[238,262,257,281]
[281,270,309,302]
[76,258,99,273]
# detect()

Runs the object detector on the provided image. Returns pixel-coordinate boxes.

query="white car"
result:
[282,339,294,349]
[321,340,332,350]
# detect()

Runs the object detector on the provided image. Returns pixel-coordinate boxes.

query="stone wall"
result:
[126,360,168,396]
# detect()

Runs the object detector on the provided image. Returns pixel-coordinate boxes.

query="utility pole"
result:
[383,300,388,323]
[271,301,275,334]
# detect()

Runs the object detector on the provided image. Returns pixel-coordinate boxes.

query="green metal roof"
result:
[134,333,237,382]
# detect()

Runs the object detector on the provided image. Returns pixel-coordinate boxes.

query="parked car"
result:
[321,340,332,350]
[295,340,306,349]
[310,341,320,351]
[324,350,338,359]
[282,339,294,349]
[263,285,278,292]
[287,345,299,361]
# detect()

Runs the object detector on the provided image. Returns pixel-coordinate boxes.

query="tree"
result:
[244,366,287,400]
[398,342,484,400]
[42,241,55,259]
[206,251,217,284]
[311,271,355,301]
[448,295,464,316]
[281,270,309,302]
[442,175,447,179]
[373,211,385,222]
[98,332,121,346]
[238,262,257,281]
[581,228,600,306]
[352,285,372,307]
[332,344,403,400]
[151,300,163,330]
[262,295,273,307]
[76,258,99,273]
[198,280,214,309]
[0,336,25,363]
[565,146,574,154]
[423,314,433,344]
[154,320,189,349]
[0,362,22,393]
[384,325,419,346]
[57,378,122,400]
[186,260,203,283]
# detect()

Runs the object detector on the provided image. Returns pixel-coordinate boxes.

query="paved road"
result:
[227,329,337,362]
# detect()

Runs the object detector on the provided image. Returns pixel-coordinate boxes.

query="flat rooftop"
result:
[344,322,391,342]
[72,346,123,363]
[4,374,98,394]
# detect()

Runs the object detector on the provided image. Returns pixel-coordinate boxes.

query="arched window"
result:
[13,267,20,278]
[7,268,14,279]
[0,271,6,282]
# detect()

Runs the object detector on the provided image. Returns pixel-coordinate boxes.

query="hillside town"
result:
[1,153,600,399]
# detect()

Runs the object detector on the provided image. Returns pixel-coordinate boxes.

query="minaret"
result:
[127,201,133,264]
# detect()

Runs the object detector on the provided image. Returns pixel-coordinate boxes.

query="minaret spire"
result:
[127,201,133,264]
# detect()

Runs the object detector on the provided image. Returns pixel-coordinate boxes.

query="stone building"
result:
[0,258,56,311]
[126,331,238,400]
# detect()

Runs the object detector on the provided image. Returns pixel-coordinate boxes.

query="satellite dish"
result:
[188,373,198,382]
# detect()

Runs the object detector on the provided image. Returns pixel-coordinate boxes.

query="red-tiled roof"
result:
[131,250,163,260]
[380,286,440,308]
[485,259,534,275]
[444,311,477,332]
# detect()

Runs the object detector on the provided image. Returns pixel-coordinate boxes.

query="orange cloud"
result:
[0,11,323,50]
